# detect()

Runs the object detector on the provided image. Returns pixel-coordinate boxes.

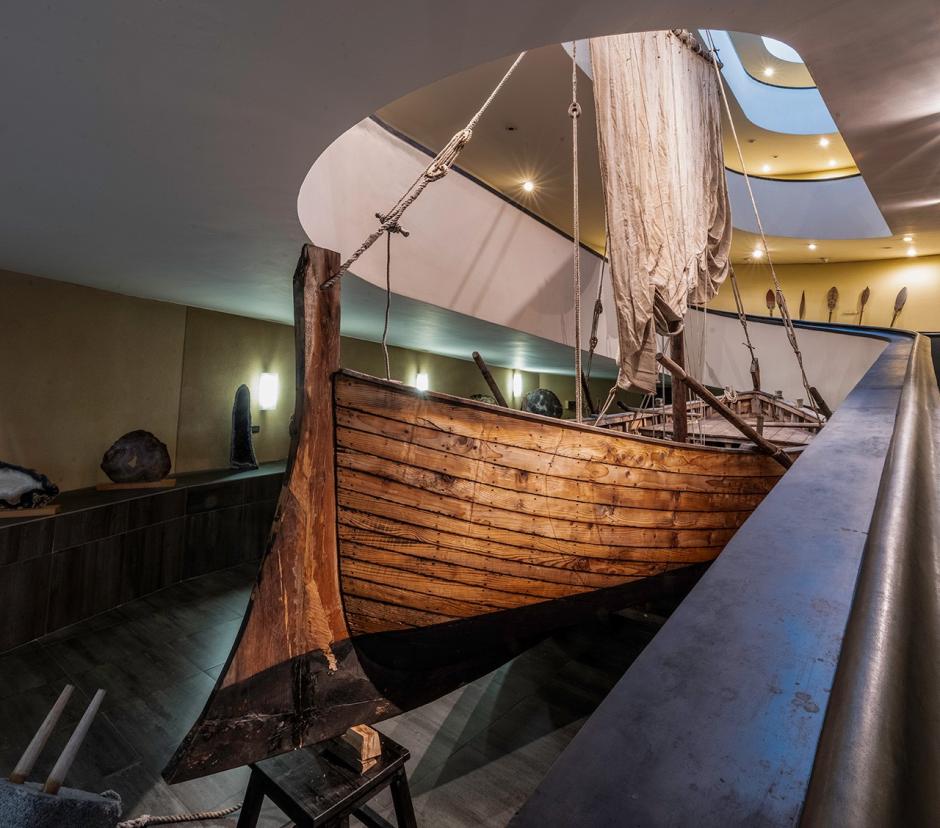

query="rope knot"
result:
[568,101,582,118]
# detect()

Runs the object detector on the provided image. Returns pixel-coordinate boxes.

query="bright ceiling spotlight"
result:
[818,136,830,148]
[752,247,764,259]
[902,235,913,243]
[762,66,775,78]
[827,159,838,167]
[808,243,817,251]
[521,180,535,193]
[761,163,771,173]
[907,247,918,257]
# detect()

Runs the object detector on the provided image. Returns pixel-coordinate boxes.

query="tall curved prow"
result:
[163,245,390,782]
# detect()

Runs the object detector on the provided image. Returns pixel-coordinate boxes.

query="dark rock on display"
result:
[0,461,59,509]
[230,384,259,470]
[522,388,564,419]
[469,393,498,405]
[100,430,171,483]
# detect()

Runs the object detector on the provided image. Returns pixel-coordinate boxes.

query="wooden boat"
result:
[163,245,788,782]
[602,391,824,449]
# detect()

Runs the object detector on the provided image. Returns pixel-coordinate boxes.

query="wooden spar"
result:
[656,353,792,469]
[43,689,105,795]
[9,685,73,784]
[472,351,509,407]
[809,386,834,419]
[670,331,688,443]
[580,371,597,417]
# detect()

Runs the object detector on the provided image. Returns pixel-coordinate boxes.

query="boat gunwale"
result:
[336,368,788,457]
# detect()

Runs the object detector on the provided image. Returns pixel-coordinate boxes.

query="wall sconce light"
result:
[512,371,523,398]
[258,373,279,410]
[415,372,429,392]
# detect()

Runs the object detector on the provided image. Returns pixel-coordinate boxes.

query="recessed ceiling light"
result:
[752,247,764,259]
[763,67,775,77]
[902,235,913,243]
[522,180,535,193]
[818,137,830,148]
[761,164,771,173]
[808,243,817,251]
[827,159,838,167]
[907,247,918,257]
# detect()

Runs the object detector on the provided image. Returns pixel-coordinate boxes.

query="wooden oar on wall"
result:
[766,289,776,317]
[799,291,806,321]
[827,286,838,323]
[858,286,871,325]
[890,287,908,327]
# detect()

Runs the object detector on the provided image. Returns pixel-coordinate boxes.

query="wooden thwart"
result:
[656,353,793,470]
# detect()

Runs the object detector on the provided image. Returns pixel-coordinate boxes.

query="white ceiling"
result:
[1,2,938,326]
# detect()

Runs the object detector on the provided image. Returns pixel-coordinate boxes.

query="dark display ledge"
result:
[0,462,285,653]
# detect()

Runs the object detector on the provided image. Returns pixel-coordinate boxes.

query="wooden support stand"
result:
[656,353,792,470]
[472,351,509,408]
[237,731,416,828]
[95,479,177,491]
[0,505,60,518]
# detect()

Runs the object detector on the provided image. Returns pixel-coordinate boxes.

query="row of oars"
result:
[8,685,105,794]
[766,286,908,326]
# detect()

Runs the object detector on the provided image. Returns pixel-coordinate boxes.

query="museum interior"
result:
[1,4,938,827]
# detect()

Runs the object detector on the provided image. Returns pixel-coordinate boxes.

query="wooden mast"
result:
[670,330,688,443]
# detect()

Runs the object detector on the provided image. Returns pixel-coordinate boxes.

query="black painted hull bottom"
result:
[164,565,705,782]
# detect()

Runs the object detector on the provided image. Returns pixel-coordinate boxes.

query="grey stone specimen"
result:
[469,393,498,405]
[522,388,564,419]
[0,780,121,828]
[230,384,259,471]
[100,430,171,483]
[0,461,59,509]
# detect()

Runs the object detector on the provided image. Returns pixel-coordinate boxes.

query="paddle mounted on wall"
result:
[858,286,871,325]
[766,289,776,317]
[799,291,806,321]
[826,286,838,323]
[890,287,908,327]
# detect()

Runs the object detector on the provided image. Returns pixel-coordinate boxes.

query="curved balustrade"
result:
[513,323,940,826]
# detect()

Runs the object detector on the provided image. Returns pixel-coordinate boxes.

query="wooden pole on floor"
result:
[472,352,509,408]
[656,353,792,469]
[670,332,688,443]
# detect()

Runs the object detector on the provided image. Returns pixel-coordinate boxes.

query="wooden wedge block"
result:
[326,725,381,774]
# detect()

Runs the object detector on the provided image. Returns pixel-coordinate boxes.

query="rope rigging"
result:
[703,29,821,421]
[570,41,584,423]
[322,51,527,290]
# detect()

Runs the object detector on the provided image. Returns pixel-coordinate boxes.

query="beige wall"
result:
[1,269,633,494]
[175,308,295,473]
[711,255,940,331]
[0,270,186,493]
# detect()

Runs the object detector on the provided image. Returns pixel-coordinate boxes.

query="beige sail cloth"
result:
[590,31,732,392]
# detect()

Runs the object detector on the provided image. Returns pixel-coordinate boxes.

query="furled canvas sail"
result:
[590,31,732,392]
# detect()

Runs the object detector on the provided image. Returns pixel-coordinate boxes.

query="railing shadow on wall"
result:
[513,320,940,826]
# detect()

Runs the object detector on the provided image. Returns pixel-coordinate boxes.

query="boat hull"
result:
[163,245,784,783]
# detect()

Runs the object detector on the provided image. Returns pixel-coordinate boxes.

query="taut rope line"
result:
[703,30,821,421]
[322,51,527,290]
[570,41,584,423]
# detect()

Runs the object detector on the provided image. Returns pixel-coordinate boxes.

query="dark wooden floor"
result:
[1,565,658,826]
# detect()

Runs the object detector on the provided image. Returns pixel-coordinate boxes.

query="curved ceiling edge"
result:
[703,29,835,135]
[727,169,891,239]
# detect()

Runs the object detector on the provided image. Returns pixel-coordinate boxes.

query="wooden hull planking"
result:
[162,245,785,783]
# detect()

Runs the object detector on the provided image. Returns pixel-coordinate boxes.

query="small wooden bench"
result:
[236,732,416,828]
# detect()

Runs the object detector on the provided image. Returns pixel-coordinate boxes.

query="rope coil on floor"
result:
[117,803,242,827]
